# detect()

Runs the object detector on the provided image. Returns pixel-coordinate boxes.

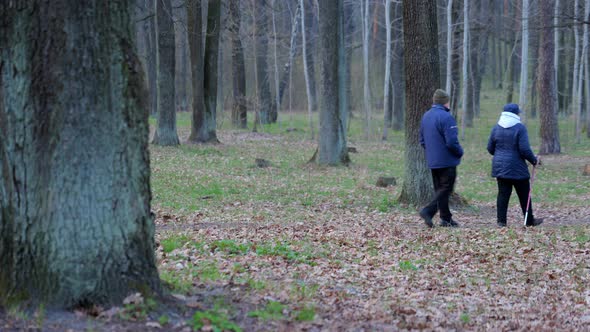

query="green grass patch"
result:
[161,234,191,253]
[247,301,285,321]
[190,308,241,332]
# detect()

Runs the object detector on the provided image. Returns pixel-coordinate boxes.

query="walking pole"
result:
[524,165,537,226]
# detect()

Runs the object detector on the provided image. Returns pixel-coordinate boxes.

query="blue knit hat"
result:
[503,103,521,115]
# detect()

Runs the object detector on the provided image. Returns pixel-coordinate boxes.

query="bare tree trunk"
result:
[538,0,561,154]
[189,0,221,142]
[460,0,470,136]
[573,0,581,121]
[450,0,461,117]
[445,0,454,92]
[271,0,280,123]
[519,0,530,121]
[229,0,247,128]
[153,0,179,146]
[187,1,205,141]
[254,0,273,125]
[315,0,349,165]
[398,0,439,206]
[362,0,372,140]
[0,0,160,307]
[277,2,302,109]
[301,0,315,139]
[392,1,405,131]
[554,0,560,101]
[576,0,590,143]
[382,0,392,140]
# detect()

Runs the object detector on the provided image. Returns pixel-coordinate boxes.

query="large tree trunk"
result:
[398,0,439,206]
[538,0,561,154]
[152,0,179,146]
[187,1,205,141]
[229,0,247,128]
[255,0,273,125]
[315,0,350,165]
[189,1,221,143]
[173,0,190,113]
[0,0,160,307]
[392,1,405,131]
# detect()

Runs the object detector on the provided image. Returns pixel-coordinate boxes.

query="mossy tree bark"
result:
[0,0,160,307]
[398,0,440,206]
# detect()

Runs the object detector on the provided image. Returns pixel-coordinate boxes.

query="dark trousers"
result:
[496,178,534,224]
[423,167,456,221]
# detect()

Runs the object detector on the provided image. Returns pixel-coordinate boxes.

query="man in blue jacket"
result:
[419,89,464,228]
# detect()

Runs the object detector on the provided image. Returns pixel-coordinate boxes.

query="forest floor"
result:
[2,114,590,331]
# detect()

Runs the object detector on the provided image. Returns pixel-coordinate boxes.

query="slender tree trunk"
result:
[229,0,247,128]
[271,0,280,123]
[314,0,349,165]
[445,0,454,92]
[474,0,490,118]
[153,0,179,146]
[530,22,541,119]
[461,0,470,135]
[398,0,439,206]
[392,1,405,131]
[450,0,461,117]
[277,2,302,109]
[0,0,160,307]
[538,0,561,154]
[555,0,560,104]
[519,0,530,119]
[505,3,519,104]
[573,0,581,120]
[362,0,372,140]
[576,0,590,142]
[301,0,315,139]
[382,0,393,140]
[304,0,319,115]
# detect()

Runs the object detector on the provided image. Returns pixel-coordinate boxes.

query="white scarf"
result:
[497,112,521,128]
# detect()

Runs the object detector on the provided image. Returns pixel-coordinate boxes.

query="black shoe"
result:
[497,222,507,227]
[526,218,544,227]
[419,209,434,228]
[440,218,459,227]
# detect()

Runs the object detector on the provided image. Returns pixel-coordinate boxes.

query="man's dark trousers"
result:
[423,167,456,221]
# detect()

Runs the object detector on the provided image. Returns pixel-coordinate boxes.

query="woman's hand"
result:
[535,155,542,166]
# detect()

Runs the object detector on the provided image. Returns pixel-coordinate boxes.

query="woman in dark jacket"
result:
[487,103,543,227]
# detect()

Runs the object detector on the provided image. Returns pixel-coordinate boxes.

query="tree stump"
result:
[450,192,470,208]
[376,177,397,187]
[255,158,271,168]
[348,147,358,153]
[583,164,590,176]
